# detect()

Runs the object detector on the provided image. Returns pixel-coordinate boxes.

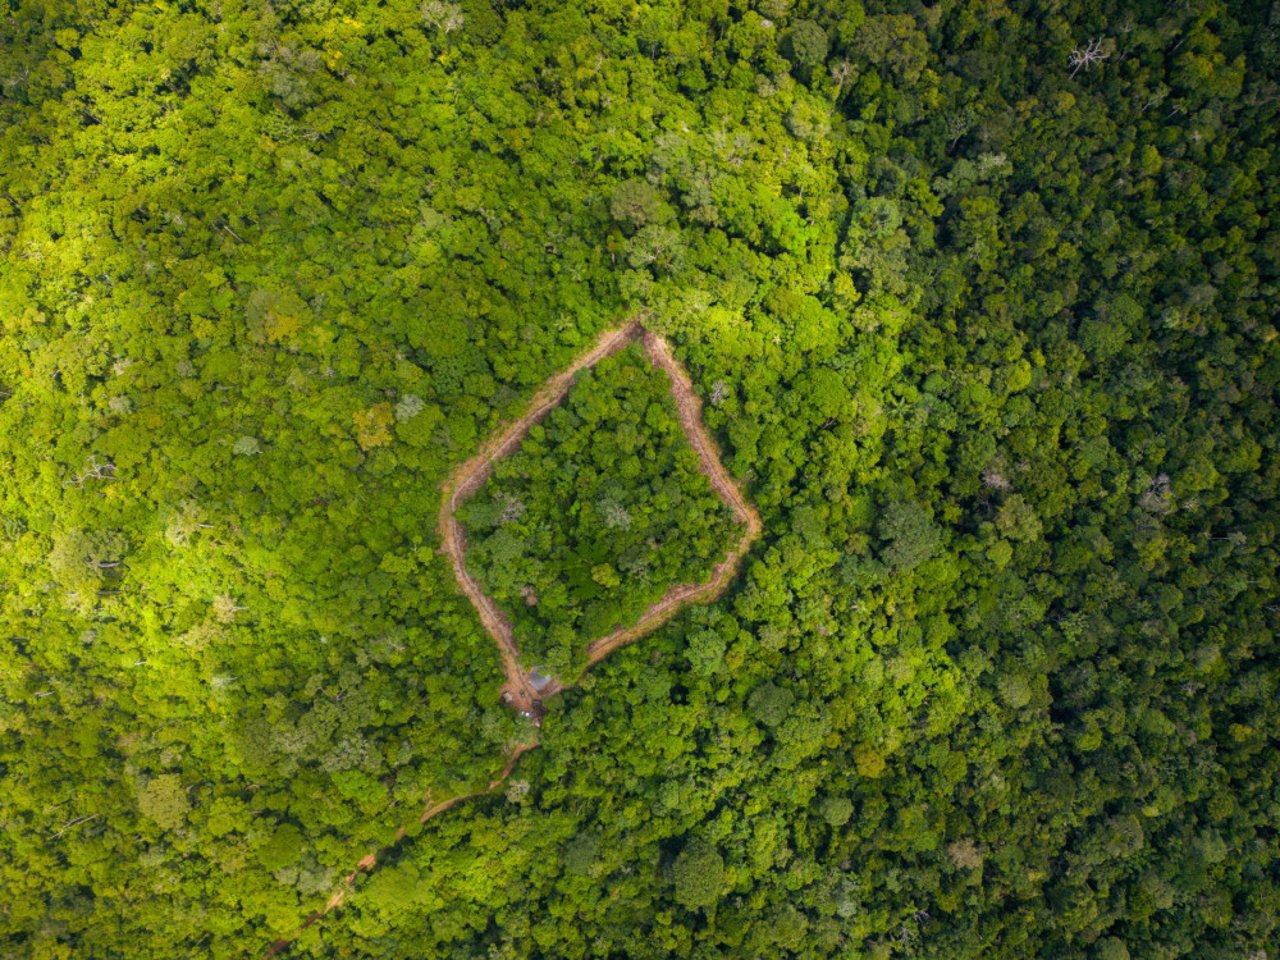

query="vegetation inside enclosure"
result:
[458,344,743,676]
[1,0,1278,958]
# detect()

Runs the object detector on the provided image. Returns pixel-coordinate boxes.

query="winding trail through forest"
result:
[265,318,760,956]
[263,742,536,957]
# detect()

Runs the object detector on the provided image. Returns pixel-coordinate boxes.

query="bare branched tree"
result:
[63,456,117,488]
[830,60,855,100]
[500,494,525,525]
[981,467,1011,492]
[1069,38,1111,78]
[421,1,464,36]
[945,105,978,149]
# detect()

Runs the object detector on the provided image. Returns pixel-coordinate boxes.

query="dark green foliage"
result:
[748,680,794,728]
[878,499,943,571]
[787,20,829,76]
[562,831,600,876]
[610,179,668,231]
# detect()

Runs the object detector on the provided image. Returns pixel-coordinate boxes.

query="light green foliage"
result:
[995,493,1042,542]
[135,774,191,831]
[256,824,305,871]
[673,836,724,910]
[820,795,853,827]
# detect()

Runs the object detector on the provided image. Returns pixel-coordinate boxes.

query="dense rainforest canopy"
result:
[1,0,1278,958]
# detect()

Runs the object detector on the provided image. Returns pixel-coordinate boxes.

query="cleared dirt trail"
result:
[267,319,758,956]
[263,741,535,957]
[447,320,762,696]
[573,329,763,671]
[437,319,645,712]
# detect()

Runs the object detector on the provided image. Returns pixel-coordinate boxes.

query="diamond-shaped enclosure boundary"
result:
[439,319,762,718]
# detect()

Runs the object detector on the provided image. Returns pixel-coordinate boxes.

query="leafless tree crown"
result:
[1069,38,1110,78]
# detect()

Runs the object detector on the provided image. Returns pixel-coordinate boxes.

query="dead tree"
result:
[1069,38,1111,78]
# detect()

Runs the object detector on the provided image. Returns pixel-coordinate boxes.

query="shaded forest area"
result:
[1,0,1277,958]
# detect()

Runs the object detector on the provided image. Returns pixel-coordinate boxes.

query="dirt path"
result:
[263,741,535,958]
[573,329,763,671]
[267,318,759,956]
[444,320,761,697]
[437,319,646,713]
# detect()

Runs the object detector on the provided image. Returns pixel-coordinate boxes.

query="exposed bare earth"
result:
[438,318,647,713]
[575,328,763,674]
[442,320,761,698]
[266,319,759,956]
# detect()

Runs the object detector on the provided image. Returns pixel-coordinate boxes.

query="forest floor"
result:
[266,318,759,956]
